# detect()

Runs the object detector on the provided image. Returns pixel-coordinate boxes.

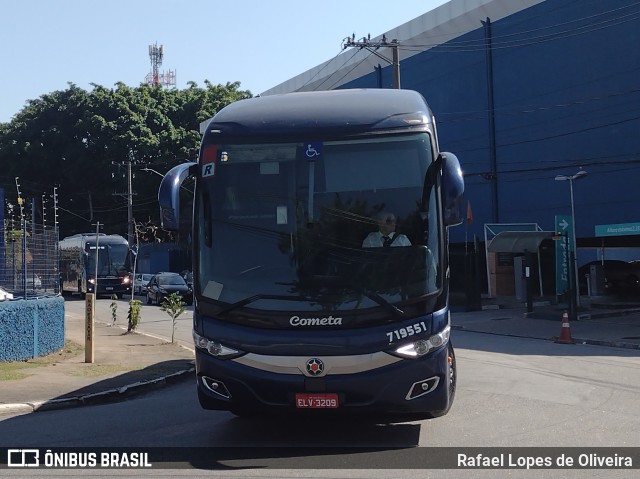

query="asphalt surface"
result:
[1,295,639,416]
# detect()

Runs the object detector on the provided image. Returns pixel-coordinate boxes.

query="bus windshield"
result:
[196,133,441,313]
[86,243,130,276]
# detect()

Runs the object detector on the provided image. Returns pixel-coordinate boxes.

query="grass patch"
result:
[0,362,41,381]
[0,340,83,381]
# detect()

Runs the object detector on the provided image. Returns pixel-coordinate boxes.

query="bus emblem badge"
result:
[305,358,325,376]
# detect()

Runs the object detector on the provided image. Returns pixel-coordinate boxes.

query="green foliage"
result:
[3,229,30,274]
[160,292,186,343]
[127,299,142,332]
[110,294,118,325]
[0,81,252,238]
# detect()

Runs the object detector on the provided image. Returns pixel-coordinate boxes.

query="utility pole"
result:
[52,187,60,287]
[15,177,25,222]
[42,194,47,229]
[53,186,59,232]
[343,34,401,89]
[85,221,102,364]
[391,39,400,90]
[112,150,136,246]
[127,151,134,247]
[482,17,499,223]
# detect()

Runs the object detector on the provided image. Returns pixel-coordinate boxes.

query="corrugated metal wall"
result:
[342,0,640,245]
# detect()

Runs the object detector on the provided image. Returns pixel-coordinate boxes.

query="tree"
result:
[0,81,251,239]
[127,299,142,332]
[160,292,186,343]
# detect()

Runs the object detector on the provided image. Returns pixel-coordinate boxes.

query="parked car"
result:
[146,272,193,306]
[16,273,42,290]
[133,273,154,295]
[578,260,640,294]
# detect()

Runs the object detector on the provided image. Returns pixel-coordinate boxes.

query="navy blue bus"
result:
[159,89,464,419]
[59,233,132,298]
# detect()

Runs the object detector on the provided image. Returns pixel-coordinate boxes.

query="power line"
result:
[294,48,346,91]
[400,3,640,53]
[324,52,376,91]
[312,1,640,93]
[397,1,640,54]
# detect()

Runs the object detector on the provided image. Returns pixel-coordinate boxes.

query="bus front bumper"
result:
[194,344,452,416]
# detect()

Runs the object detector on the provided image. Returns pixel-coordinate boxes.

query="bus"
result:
[59,233,132,298]
[158,89,465,419]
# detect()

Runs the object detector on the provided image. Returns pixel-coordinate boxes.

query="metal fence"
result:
[1,221,59,298]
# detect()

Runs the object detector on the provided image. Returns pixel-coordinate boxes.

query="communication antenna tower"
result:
[145,42,176,88]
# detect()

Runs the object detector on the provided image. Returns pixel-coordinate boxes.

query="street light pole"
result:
[143,167,192,194]
[555,170,587,314]
[141,167,164,178]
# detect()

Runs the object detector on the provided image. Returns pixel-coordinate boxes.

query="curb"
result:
[451,325,640,351]
[569,338,640,350]
[1,316,197,416]
[525,309,640,322]
[0,366,195,415]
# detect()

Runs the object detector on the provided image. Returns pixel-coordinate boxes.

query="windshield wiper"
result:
[217,294,310,317]
[216,283,405,320]
[350,284,405,319]
[304,275,405,319]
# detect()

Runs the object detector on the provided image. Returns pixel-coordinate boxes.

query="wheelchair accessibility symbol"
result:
[304,142,322,159]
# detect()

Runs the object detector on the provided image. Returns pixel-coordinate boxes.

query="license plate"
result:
[295,393,339,409]
[105,287,114,291]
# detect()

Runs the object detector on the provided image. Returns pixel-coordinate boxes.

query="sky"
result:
[0,0,450,123]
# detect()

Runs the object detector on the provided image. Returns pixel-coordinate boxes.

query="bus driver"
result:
[362,211,412,248]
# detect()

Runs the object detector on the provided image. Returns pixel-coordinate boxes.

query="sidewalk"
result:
[0,310,195,416]
[1,296,639,416]
[452,295,640,349]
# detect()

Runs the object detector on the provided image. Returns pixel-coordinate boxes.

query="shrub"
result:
[160,292,186,343]
[127,299,142,332]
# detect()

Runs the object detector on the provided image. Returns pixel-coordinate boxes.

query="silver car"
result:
[133,273,154,295]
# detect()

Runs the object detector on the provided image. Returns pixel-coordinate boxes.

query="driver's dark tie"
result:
[383,235,392,247]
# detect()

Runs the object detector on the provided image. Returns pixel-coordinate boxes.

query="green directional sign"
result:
[555,214,572,296]
[595,222,640,237]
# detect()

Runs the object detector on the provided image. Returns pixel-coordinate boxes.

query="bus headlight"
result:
[193,330,244,359]
[391,325,450,358]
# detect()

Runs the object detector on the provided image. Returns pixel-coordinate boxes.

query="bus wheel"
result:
[447,343,457,406]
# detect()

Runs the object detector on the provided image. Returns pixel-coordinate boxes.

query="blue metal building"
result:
[263,0,640,257]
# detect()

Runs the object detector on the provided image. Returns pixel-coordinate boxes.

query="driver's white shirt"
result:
[362,231,412,248]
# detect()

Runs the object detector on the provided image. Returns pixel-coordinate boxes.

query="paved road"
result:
[9,297,634,478]
[63,297,640,450]
[7,329,640,447]
[65,295,194,349]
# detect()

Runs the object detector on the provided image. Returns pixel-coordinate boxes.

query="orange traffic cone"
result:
[556,311,573,344]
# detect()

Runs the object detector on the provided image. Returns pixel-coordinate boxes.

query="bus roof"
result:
[203,89,434,140]
[59,233,128,245]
